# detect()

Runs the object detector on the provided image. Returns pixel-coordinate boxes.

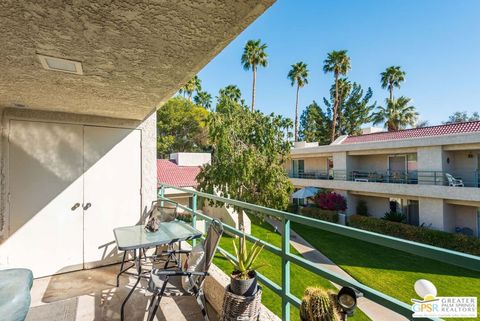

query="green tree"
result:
[372,96,418,131]
[194,91,212,109]
[299,101,332,145]
[179,75,202,101]
[380,66,405,101]
[241,39,268,111]
[218,85,243,105]
[444,111,480,124]
[156,97,209,157]
[197,99,293,224]
[323,50,351,142]
[323,80,375,136]
[287,62,309,141]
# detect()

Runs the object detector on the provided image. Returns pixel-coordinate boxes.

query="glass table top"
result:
[113,220,202,251]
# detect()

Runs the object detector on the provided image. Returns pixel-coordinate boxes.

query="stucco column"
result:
[418,198,454,232]
[417,146,444,185]
[333,151,350,180]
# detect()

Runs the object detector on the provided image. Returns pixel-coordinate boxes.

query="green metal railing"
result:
[158,183,480,321]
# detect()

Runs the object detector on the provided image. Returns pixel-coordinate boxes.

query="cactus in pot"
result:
[300,287,341,321]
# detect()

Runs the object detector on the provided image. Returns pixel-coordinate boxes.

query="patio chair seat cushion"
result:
[149,270,188,296]
[0,268,33,321]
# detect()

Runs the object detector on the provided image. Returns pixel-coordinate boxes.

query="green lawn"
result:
[291,222,480,321]
[213,214,371,321]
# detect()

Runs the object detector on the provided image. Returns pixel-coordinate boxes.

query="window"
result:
[292,159,305,178]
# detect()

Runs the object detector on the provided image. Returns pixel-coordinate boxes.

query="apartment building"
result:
[287,121,480,237]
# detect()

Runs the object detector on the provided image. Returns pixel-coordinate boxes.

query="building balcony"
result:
[289,170,480,188]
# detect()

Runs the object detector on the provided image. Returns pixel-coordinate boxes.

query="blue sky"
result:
[197,0,480,125]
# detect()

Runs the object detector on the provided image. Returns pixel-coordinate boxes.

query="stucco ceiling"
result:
[0,0,274,120]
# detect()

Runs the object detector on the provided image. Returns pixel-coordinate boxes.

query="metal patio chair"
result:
[146,219,224,321]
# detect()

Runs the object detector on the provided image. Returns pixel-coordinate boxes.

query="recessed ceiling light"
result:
[37,54,83,75]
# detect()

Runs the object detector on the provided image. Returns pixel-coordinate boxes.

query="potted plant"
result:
[300,287,341,321]
[222,233,264,296]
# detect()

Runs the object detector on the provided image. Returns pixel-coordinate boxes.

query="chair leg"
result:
[147,293,161,321]
[195,289,210,321]
[147,277,169,321]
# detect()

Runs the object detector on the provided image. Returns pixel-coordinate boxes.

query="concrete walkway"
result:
[266,218,407,321]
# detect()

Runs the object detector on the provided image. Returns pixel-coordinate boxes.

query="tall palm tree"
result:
[323,50,351,142]
[372,96,418,131]
[380,66,405,101]
[180,75,202,101]
[219,85,242,103]
[287,62,309,141]
[194,91,212,109]
[241,39,268,111]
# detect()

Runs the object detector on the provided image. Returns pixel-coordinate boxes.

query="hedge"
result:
[299,206,338,223]
[348,215,480,256]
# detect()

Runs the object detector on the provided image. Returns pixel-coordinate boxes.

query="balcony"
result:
[156,183,479,321]
[289,170,480,188]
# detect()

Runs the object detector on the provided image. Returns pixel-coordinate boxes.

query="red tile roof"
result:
[157,159,201,187]
[341,121,480,144]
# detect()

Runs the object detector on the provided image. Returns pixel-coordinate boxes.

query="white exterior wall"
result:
[418,198,455,231]
[351,154,389,172]
[170,152,211,167]
[453,205,478,235]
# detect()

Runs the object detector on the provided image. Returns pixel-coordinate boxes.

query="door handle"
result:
[71,203,80,211]
[83,202,92,210]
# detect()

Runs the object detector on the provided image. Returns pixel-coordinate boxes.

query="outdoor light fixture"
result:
[337,286,362,320]
[37,54,83,75]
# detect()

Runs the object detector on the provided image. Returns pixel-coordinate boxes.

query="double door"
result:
[3,120,141,277]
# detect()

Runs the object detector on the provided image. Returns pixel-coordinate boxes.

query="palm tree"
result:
[372,96,418,131]
[218,85,242,103]
[380,66,405,101]
[287,62,309,141]
[241,39,268,111]
[180,75,202,101]
[323,50,351,142]
[194,91,212,109]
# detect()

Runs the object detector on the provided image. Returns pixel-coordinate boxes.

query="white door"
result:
[82,126,141,268]
[3,120,84,277]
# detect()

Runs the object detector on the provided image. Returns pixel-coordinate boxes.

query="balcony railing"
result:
[289,170,480,187]
[158,183,480,321]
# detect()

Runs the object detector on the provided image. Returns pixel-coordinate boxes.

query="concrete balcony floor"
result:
[28,263,216,321]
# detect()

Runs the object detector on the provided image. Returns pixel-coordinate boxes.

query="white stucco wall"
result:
[170,152,211,167]
[453,204,478,235]
[350,154,389,172]
[0,108,157,242]
[356,195,390,218]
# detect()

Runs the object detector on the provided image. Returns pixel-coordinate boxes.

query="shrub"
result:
[356,200,369,216]
[300,206,338,223]
[286,203,299,214]
[383,211,406,223]
[348,215,480,256]
[314,192,347,212]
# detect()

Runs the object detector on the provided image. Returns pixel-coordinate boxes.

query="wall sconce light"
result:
[467,152,473,159]
[446,157,450,164]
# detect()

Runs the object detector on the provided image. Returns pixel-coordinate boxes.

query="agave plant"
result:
[222,233,265,280]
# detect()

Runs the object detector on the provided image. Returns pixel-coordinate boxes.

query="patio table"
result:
[113,220,202,321]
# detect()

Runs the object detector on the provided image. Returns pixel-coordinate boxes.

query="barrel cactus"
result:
[300,287,341,321]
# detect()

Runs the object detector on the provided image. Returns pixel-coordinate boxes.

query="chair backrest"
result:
[147,200,178,223]
[196,219,223,287]
[203,219,224,271]
[445,173,455,184]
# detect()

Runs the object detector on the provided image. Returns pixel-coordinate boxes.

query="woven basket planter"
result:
[220,286,262,321]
